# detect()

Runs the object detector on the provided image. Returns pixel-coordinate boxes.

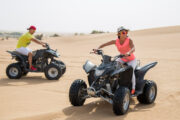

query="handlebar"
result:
[45,43,50,49]
[118,54,127,58]
[90,49,103,55]
[90,49,130,60]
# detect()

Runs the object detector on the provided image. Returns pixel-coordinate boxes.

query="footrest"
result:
[26,69,38,72]
[131,90,143,97]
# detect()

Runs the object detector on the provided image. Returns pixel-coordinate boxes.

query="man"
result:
[16,26,46,71]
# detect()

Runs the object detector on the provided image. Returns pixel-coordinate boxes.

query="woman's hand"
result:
[122,53,130,57]
[91,49,98,54]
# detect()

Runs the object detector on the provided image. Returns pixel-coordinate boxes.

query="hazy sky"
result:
[0,0,180,33]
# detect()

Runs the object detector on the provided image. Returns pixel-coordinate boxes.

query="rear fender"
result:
[7,51,24,60]
[7,51,27,69]
[135,62,158,81]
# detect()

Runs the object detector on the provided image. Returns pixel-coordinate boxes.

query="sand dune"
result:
[0,26,180,120]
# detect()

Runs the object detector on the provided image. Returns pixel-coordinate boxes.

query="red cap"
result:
[27,26,36,30]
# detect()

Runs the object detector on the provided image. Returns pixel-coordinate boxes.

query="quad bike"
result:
[6,44,66,80]
[69,49,157,115]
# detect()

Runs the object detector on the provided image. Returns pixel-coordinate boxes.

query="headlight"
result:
[83,60,96,73]
[55,52,60,57]
[95,69,105,76]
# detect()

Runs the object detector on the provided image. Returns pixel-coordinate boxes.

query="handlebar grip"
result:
[119,54,130,58]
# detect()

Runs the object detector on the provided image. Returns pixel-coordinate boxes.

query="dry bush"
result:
[35,34,43,40]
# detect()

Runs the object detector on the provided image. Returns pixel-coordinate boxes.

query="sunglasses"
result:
[120,31,127,35]
[118,31,127,35]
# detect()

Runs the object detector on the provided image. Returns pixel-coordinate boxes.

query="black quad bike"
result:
[69,49,157,115]
[6,44,66,80]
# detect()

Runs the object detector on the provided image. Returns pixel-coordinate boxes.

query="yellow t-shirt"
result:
[16,32,34,48]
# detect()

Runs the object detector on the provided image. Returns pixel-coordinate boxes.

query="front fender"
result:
[46,50,60,58]
[111,66,133,88]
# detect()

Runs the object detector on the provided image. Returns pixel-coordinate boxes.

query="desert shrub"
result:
[51,34,60,37]
[79,33,84,35]
[74,33,78,36]
[5,36,9,40]
[10,32,22,36]
[35,34,43,40]
[0,32,22,38]
[91,30,105,34]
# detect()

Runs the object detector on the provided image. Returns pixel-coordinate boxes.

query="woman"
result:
[94,26,137,94]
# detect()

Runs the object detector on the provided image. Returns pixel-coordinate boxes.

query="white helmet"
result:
[117,26,129,33]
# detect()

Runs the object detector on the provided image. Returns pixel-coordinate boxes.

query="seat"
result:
[12,51,28,57]
[135,66,141,71]
[8,51,28,61]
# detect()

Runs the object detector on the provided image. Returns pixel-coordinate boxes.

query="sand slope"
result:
[0,26,180,120]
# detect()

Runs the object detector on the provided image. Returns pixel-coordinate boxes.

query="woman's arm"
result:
[128,39,135,54]
[98,40,116,49]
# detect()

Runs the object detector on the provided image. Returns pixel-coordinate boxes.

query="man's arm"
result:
[31,38,46,47]
[98,40,116,49]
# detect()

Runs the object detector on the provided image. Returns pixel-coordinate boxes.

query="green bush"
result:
[91,30,105,34]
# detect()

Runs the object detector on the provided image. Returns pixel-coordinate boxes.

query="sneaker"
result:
[31,66,37,71]
[131,89,135,94]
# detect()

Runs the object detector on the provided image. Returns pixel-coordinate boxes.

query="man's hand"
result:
[42,44,46,47]
[41,43,47,47]
[31,38,47,48]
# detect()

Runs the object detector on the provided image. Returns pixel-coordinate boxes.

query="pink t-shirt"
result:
[115,37,135,62]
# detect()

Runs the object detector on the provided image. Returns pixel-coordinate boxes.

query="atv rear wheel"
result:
[6,63,22,79]
[113,87,130,115]
[137,80,157,104]
[69,79,87,106]
[44,63,62,80]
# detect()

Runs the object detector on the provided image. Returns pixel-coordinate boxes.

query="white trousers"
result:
[16,47,32,56]
[117,58,137,89]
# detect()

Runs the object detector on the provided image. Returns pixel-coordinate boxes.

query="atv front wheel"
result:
[53,60,66,75]
[6,63,22,79]
[137,80,157,104]
[44,63,62,80]
[69,79,87,106]
[113,87,130,115]
[58,61,66,74]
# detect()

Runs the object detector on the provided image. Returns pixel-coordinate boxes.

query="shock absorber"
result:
[106,83,112,93]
